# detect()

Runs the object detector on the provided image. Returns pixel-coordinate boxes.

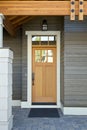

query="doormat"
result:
[28,108,60,118]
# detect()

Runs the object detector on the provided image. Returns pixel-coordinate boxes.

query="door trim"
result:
[22,31,60,108]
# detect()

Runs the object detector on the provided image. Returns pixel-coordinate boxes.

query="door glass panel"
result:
[32,36,41,41]
[35,49,53,63]
[48,57,53,63]
[48,50,53,63]
[41,50,47,62]
[32,35,56,46]
[35,50,40,55]
[41,36,48,41]
[49,36,54,41]
[35,50,41,62]
[48,50,53,56]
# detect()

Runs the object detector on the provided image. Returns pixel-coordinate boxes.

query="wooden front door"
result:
[32,47,56,103]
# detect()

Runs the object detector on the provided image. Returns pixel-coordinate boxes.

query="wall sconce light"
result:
[42,19,48,31]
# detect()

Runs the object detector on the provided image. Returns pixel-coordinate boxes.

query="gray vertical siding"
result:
[3,30,22,100]
[64,16,87,107]
[22,16,63,101]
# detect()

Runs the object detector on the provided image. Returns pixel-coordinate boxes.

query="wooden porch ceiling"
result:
[0,0,87,36]
[3,15,34,36]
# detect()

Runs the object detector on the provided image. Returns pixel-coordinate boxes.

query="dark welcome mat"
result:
[28,108,60,118]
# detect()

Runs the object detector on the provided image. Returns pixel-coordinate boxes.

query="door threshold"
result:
[32,102,56,105]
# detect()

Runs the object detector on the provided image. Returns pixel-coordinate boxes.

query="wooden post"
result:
[70,0,75,20]
[79,0,84,20]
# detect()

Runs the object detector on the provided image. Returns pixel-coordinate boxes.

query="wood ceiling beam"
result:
[0,1,81,16]
[4,16,16,36]
[0,1,87,16]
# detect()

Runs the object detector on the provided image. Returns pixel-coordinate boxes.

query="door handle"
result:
[32,72,35,85]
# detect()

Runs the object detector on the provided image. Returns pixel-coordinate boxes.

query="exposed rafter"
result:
[4,16,16,36]
[13,16,34,29]
[12,16,29,25]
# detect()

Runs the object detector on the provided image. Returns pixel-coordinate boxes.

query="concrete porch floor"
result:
[12,107,87,130]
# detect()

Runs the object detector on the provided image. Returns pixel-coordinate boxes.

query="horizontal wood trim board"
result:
[0,1,87,15]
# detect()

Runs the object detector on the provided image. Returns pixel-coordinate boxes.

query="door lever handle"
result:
[32,72,35,85]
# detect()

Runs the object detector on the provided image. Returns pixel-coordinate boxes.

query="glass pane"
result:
[42,50,47,56]
[32,35,56,46]
[35,50,41,62]
[48,50,53,63]
[35,56,41,62]
[48,57,53,63]
[32,36,41,41]
[48,50,53,56]
[35,49,53,63]
[35,50,40,55]
[41,50,47,62]
[41,36,48,41]
[49,36,54,41]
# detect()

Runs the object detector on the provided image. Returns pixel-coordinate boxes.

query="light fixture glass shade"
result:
[42,19,48,31]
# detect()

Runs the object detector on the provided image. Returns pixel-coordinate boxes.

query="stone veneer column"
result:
[0,48,13,130]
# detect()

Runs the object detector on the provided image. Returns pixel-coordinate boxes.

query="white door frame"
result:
[21,31,60,108]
